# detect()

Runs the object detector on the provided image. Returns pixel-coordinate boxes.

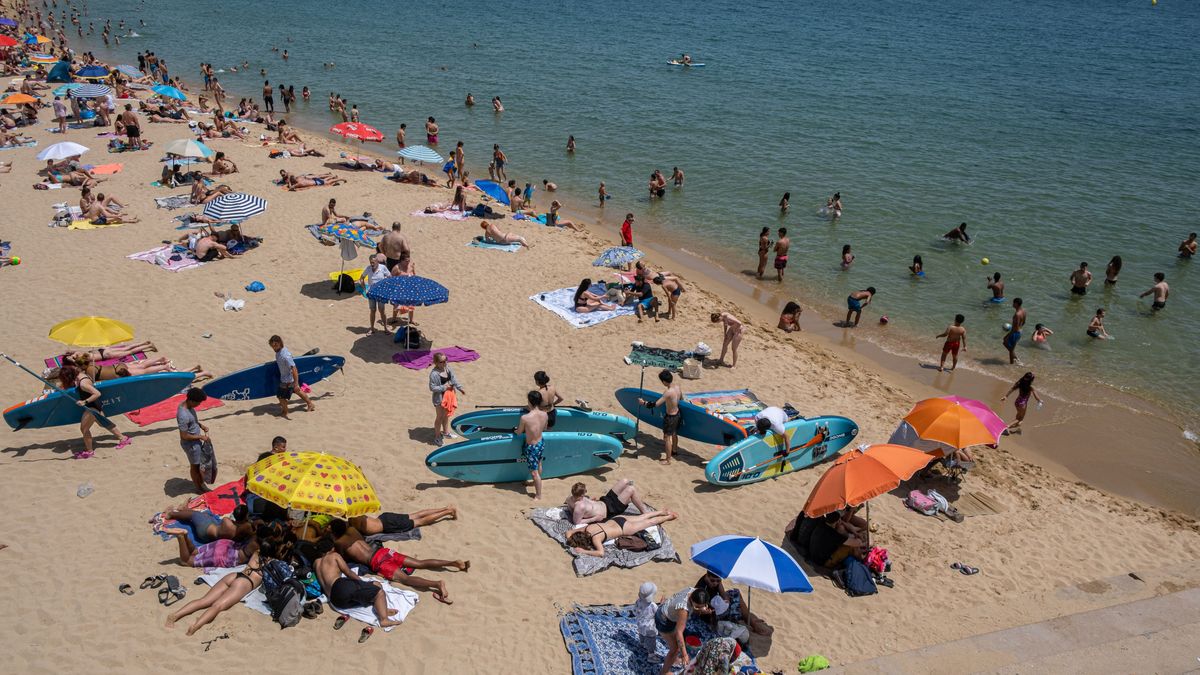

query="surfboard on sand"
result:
[425,432,623,483]
[705,416,859,486]
[451,407,636,440]
[202,355,345,402]
[614,387,747,446]
[3,371,196,430]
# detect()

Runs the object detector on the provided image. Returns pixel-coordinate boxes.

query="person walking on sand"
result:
[261,80,273,112]
[516,391,548,500]
[360,254,392,334]
[774,227,790,281]
[1069,262,1092,296]
[1003,298,1026,364]
[52,95,67,134]
[58,360,132,460]
[453,141,465,186]
[845,287,876,327]
[269,335,315,419]
[711,312,744,367]
[936,314,967,371]
[638,370,682,465]
[1000,371,1041,432]
[1139,272,1169,310]
[620,213,635,247]
[756,227,771,279]
[176,387,211,493]
[493,144,507,183]
[429,352,464,446]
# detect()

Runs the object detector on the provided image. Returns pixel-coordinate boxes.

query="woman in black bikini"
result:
[57,361,131,459]
[165,540,276,635]
[756,226,771,278]
[566,510,677,557]
[572,278,616,313]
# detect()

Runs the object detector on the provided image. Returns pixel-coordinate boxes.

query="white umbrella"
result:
[36,141,90,161]
[162,138,214,159]
[397,145,444,164]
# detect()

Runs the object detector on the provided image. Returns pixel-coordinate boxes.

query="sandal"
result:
[334,614,349,630]
[157,575,186,605]
[141,575,166,589]
[118,583,135,596]
[358,627,373,643]
[951,562,980,576]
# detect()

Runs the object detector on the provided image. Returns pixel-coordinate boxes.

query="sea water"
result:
[77,0,1200,422]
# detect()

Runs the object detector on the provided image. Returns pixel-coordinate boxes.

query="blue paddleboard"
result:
[425,431,623,483]
[705,416,859,486]
[668,61,705,67]
[451,407,636,440]
[614,387,747,446]
[474,179,511,206]
[3,372,196,430]
[201,355,345,402]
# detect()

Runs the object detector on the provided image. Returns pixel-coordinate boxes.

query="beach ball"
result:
[879,315,889,324]
[981,257,990,265]
[9,256,19,266]
[1003,323,1013,331]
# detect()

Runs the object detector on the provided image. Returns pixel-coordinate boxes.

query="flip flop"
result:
[118,583,135,595]
[951,562,980,575]
[358,627,373,643]
[158,575,186,605]
[334,614,349,630]
[141,575,166,589]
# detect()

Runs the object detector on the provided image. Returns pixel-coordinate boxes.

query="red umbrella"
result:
[0,36,19,48]
[329,122,383,142]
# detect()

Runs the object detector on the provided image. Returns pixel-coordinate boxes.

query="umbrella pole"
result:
[865,501,871,547]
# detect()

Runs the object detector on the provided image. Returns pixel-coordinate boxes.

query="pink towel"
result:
[392,346,479,370]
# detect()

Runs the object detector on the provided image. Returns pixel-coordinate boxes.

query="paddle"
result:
[0,351,117,428]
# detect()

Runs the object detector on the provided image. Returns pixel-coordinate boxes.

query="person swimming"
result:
[909,255,924,276]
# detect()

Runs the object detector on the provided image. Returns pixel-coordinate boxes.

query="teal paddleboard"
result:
[3,372,196,430]
[614,387,747,446]
[426,432,623,483]
[450,407,636,440]
[705,416,859,486]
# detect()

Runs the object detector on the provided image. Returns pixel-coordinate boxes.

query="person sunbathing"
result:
[192,234,234,261]
[172,533,258,568]
[146,111,188,123]
[281,170,346,190]
[165,543,271,635]
[389,167,438,186]
[314,545,402,627]
[210,151,237,175]
[276,121,302,144]
[572,278,615,312]
[481,221,530,249]
[341,154,376,170]
[83,199,139,224]
[213,116,246,139]
[63,341,157,362]
[0,129,33,147]
[347,506,458,536]
[546,200,582,231]
[287,144,323,157]
[74,351,211,382]
[567,510,678,557]
[159,505,252,544]
[191,182,232,204]
[567,479,650,524]
[371,158,402,174]
[326,520,466,605]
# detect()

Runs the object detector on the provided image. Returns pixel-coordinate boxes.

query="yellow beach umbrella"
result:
[246,451,381,519]
[48,316,134,347]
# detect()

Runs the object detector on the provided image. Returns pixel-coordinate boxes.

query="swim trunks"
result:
[1003,330,1021,350]
[126,126,140,138]
[312,178,325,186]
[847,295,862,311]
[774,255,788,270]
[989,296,1006,303]
[276,383,294,400]
[1070,286,1087,295]
[1087,329,1100,338]
[599,489,626,520]
[942,341,961,356]
[663,412,682,434]
[329,577,379,609]
[369,546,412,579]
[199,248,220,262]
[385,256,403,271]
[1151,301,1166,310]
[379,512,414,534]
[427,134,438,144]
[522,439,544,472]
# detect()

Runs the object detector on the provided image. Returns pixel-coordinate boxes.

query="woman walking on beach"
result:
[58,360,132,459]
[1000,372,1041,433]
[429,353,464,446]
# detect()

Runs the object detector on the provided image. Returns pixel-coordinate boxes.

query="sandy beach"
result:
[3,7,1200,673]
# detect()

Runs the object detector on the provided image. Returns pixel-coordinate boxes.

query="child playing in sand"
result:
[635,582,662,664]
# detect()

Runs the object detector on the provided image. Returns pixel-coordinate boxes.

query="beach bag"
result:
[394,325,423,349]
[865,547,890,574]
[262,560,304,628]
[333,273,356,294]
[680,358,702,380]
[615,535,648,552]
[198,440,217,484]
[905,489,938,516]
[841,557,877,597]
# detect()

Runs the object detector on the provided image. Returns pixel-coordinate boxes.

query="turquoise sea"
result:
[77,0,1199,422]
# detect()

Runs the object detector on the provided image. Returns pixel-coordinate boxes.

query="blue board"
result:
[705,416,859,486]
[668,61,706,67]
[614,387,747,446]
[474,179,511,206]
[201,355,345,402]
[451,407,637,440]
[425,431,623,483]
[3,372,196,430]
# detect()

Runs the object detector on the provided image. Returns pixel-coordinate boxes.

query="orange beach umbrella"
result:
[903,396,1005,449]
[1,93,37,105]
[802,444,933,518]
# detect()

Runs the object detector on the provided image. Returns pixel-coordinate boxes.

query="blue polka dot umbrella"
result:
[593,246,644,269]
[365,275,449,307]
[202,192,268,222]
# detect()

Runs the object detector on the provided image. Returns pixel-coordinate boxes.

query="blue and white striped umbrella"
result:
[397,145,444,164]
[152,84,187,101]
[592,246,644,269]
[365,275,449,307]
[115,64,144,79]
[690,535,813,593]
[202,193,267,222]
[70,83,111,99]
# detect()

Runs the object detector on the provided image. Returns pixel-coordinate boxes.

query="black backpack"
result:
[333,273,356,294]
[394,325,423,349]
[262,560,305,628]
[839,557,878,597]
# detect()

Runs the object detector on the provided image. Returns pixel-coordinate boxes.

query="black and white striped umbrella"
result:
[70,83,112,99]
[202,192,268,222]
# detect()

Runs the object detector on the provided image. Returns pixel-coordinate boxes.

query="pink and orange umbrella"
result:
[903,395,1005,450]
[329,122,383,142]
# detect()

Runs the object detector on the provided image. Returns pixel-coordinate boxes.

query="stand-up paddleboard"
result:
[705,416,859,486]
[668,60,706,67]
[451,407,636,440]
[615,388,747,446]
[3,372,196,430]
[202,355,345,402]
[426,432,623,483]
[474,179,511,206]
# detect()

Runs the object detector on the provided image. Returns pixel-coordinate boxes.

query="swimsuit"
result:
[427,133,437,144]
[189,511,221,544]
[989,296,1006,303]
[774,254,788,270]
[1014,393,1030,408]
[599,489,626,520]
[662,411,682,434]
[369,545,414,578]
[610,516,627,529]
[522,439,544,472]
[379,512,415,534]
[942,340,961,356]
[847,295,862,311]
[1152,300,1166,310]
[1087,328,1101,338]
[545,408,557,428]
[1004,330,1021,350]
[312,178,325,186]
[329,577,380,609]
[1070,285,1087,295]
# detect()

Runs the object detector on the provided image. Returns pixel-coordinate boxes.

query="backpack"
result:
[615,535,647,552]
[393,325,423,349]
[198,440,217,484]
[261,559,304,628]
[841,557,878,597]
[905,490,938,516]
[333,273,356,294]
[865,546,890,575]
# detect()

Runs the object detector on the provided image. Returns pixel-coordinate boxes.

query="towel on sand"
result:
[0,140,36,150]
[411,208,469,221]
[88,163,123,175]
[468,238,521,253]
[126,393,223,426]
[364,528,422,543]
[68,219,122,230]
[392,346,480,370]
[531,285,634,328]
[199,568,418,631]
[186,478,246,516]
[154,194,191,210]
[127,244,206,272]
[529,505,679,577]
[44,351,146,370]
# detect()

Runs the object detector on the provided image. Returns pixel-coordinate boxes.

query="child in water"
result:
[909,255,924,276]
[841,244,855,270]
[1032,323,1053,346]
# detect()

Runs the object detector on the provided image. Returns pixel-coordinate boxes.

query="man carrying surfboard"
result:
[638,370,682,465]
[516,391,548,500]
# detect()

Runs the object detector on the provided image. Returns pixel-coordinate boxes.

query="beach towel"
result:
[626,344,690,370]
[529,505,678,577]
[126,392,224,426]
[364,528,422,544]
[150,509,208,545]
[186,478,246,516]
[68,219,122,230]
[44,351,146,370]
[127,244,206,272]
[468,238,521,253]
[151,176,212,188]
[686,389,801,427]
[88,163,123,175]
[513,213,548,225]
[411,208,469,221]
[392,346,480,370]
[154,194,191,210]
[108,141,153,153]
[531,285,635,328]
[0,140,36,150]
[560,604,759,675]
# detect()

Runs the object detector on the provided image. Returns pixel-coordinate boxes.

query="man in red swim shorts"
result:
[327,519,469,605]
[936,313,967,372]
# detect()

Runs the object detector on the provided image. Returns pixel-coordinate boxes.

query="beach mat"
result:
[186,479,246,516]
[468,238,521,253]
[529,505,678,577]
[154,194,191,210]
[392,346,480,370]
[626,344,690,370]
[412,208,469,221]
[531,285,634,328]
[88,162,123,175]
[44,351,146,370]
[68,219,122,230]
[364,528,422,544]
[127,244,206,272]
[0,140,36,150]
[560,603,758,675]
[126,392,224,427]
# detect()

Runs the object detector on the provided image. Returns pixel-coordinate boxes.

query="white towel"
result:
[530,285,635,328]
